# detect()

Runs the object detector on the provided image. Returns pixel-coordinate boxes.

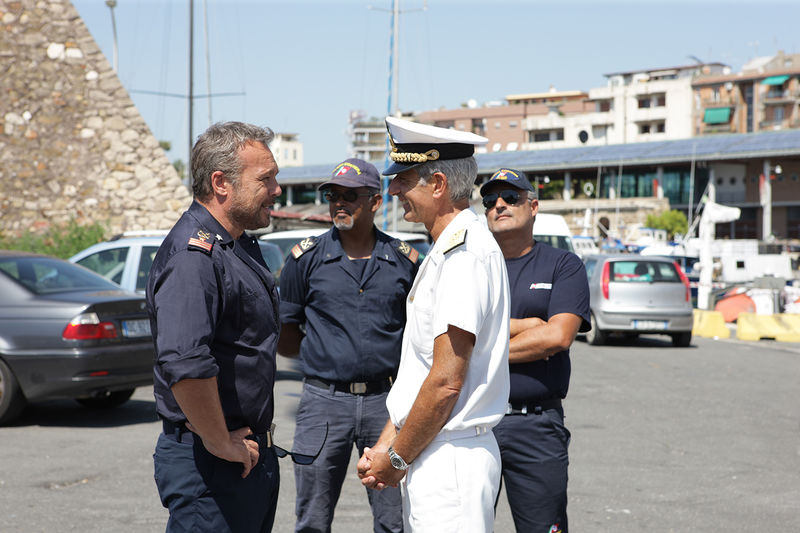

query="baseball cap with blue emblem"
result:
[479,168,535,196]
[318,158,381,190]
[382,116,489,176]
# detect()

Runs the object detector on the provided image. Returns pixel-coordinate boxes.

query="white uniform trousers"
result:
[400,428,501,533]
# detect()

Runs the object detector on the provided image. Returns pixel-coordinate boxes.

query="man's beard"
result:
[230,194,269,231]
[333,218,353,231]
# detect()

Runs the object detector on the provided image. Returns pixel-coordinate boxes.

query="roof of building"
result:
[276,129,800,185]
[602,62,728,78]
[692,67,800,86]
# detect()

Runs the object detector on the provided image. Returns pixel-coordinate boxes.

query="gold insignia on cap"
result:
[389,148,441,164]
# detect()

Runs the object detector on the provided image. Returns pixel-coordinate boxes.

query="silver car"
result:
[582,254,693,347]
[0,250,154,425]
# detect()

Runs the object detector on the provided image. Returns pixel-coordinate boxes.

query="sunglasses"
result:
[323,190,374,203]
[273,423,329,465]
[482,189,525,209]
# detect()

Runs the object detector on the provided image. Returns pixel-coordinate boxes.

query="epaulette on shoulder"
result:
[187,229,215,255]
[395,240,420,264]
[442,228,467,254]
[291,236,318,259]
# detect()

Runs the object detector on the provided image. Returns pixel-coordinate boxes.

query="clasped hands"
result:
[357,445,406,490]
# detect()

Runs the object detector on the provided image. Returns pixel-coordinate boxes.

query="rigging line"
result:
[203,0,212,126]
[423,2,433,109]
[156,0,173,142]
[358,3,371,116]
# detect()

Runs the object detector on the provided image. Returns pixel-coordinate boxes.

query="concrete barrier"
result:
[736,313,800,342]
[692,309,730,339]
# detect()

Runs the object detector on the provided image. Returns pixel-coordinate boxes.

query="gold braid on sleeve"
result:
[389,149,440,163]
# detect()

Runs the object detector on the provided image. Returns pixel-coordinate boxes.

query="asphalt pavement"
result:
[1,334,799,532]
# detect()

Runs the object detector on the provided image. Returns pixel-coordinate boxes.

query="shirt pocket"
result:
[408,303,434,360]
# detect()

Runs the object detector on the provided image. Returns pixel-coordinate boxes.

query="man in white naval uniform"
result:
[357,116,510,533]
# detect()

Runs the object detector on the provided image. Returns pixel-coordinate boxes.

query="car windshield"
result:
[609,260,681,283]
[0,256,120,294]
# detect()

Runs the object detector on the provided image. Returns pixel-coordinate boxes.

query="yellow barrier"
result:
[736,313,800,342]
[692,309,730,339]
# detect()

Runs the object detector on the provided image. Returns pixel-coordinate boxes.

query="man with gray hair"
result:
[147,121,282,532]
[358,117,510,532]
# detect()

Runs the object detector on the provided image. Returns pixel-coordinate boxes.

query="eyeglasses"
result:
[273,423,328,465]
[323,190,374,203]
[482,189,525,209]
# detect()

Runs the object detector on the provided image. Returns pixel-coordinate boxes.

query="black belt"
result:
[304,376,393,395]
[161,419,273,448]
[506,398,562,415]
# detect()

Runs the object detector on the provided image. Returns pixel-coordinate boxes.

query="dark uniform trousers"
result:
[154,432,280,533]
[493,404,571,533]
[293,382,403,533]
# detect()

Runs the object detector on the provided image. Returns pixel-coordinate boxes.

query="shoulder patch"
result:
[187,229,214,255]
[291,236,318,259]
[442,228,467,254]
[396,240,420,264]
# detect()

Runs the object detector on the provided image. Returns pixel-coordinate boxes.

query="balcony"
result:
[762,89,800,104]
[702,123,733,134]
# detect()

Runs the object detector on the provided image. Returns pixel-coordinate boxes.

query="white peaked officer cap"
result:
[383,116,489,175]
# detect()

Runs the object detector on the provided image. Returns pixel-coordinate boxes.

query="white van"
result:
[533,213,575,253]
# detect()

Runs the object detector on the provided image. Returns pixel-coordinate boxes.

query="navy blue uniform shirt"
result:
[146,200,280,434]
[279,227,418,382]
[505,243,590,403]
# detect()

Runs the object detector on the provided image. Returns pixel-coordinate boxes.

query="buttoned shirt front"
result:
[147,201,280,434]
[279,227,419,382]
[386,208,510,432]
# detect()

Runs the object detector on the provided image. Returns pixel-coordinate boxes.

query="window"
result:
[532,132,550,143]
[76,248,129,285]
[597,100,611,112]
[656,122,665,133]
[471,119,485,136]
[509,121,518,128]
[640,124,651,134]
[495,122,501,129]
[555,129,564,140]
[638,97,651,109]
[775,106,785,122]
[655,94,666,107]
[136,246,159,292]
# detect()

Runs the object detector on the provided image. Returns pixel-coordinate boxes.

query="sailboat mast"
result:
[188,0,194,176]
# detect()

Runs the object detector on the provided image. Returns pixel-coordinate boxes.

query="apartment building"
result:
[693,51,800,135]
[271,133,304,167]
[348,110,389,162]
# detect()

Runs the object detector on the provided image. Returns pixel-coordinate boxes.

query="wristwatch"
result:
[387,446,409,471]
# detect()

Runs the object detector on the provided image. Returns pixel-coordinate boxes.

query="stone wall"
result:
[0,0,190,239]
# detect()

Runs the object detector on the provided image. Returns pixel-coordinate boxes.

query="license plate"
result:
[122,319,151,338]
[633,320,668,330]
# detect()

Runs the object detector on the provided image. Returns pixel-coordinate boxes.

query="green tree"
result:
[645,209,688,240]
[0,219,108,259]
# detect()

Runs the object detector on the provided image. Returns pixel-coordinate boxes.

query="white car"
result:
[260,228,431,259]
[70,231,284,293]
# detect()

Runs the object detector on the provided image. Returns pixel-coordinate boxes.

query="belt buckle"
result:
[350,382,367,394]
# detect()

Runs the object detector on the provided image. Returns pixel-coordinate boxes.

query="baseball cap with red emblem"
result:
[318,158,381,190]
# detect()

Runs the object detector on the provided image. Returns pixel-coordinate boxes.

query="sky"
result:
[72,0,800,169]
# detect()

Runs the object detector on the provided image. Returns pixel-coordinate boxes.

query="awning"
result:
[761,75,790,86]
[703,107,731,124]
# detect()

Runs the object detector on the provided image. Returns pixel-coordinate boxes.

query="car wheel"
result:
[0,359,27,425]
[76,388,135,409]
[672,332,692,347]
[585,314,607,346]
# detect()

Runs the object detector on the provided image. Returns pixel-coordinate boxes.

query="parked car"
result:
[582,254,693,347]
[260,228,431,259]
[0,250,155,424]
[69,232,284,293]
